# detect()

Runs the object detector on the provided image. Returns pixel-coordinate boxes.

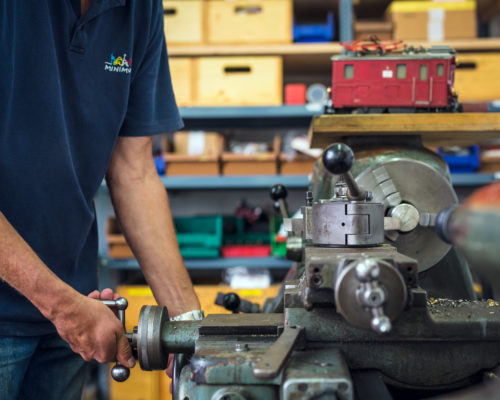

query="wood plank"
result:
[308,113,500,148]
[167,39,500,57]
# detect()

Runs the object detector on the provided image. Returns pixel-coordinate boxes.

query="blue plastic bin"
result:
[437,145,480,173]
[293,12,335,43]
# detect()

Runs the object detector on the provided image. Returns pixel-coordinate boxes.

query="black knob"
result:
[223,293,241,313]
[322,143,354,175]
[270,184,288,201]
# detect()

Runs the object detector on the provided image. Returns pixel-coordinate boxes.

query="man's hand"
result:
[50,288,135,367]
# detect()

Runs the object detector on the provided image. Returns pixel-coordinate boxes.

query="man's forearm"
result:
[107,169,200,316]
[0,211,75,321]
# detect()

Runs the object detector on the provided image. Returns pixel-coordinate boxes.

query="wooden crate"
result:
[166,154,220,175]
[207,0,292,44]
[163,0,204,44]
[169,58,194,107]
[222,136,280,175]
[455,53,500,102]
[354,19,393,40]
[279,153,317,175]
[164,132,223,176]
[107,218,133,259]
[195,56,283,106]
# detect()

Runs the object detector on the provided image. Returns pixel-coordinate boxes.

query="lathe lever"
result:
[102,297,131,382]
[252,325,305,379]
[322,143,370,201]
[270,183,290,219]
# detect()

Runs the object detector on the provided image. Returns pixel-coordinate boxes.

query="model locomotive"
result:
[328,39,459,113]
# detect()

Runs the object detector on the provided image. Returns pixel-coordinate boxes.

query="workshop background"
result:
[89,0,500,399]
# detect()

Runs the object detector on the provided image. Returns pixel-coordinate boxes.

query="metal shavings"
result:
[427,298,500,315]
[488,299,500,307]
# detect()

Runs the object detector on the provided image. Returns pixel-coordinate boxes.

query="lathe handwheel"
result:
[136,305,169,370]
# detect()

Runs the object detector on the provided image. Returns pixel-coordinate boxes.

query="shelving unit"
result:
[168,38,500,57]
[101,257,292,271]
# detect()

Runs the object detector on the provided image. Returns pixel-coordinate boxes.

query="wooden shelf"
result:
[309,113,500,148]
[168,43,344,57]
[167,39,500,58]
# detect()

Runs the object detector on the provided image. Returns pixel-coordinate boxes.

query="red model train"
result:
[328,40,459,113]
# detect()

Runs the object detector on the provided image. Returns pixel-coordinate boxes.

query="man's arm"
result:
[0,213,134,366]
[106,136,200,316]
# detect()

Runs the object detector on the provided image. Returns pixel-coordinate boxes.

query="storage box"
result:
[479,147,500,173]
[163,0,204,44]
[354,19,393,40]
[107,218,133,259]
[175,215,224,258]
[207,0,292,44]
[222,136,280,175]
[195,56,283,106]
[279,153,317,175]
[169,58,194,107]
[387,0,477,41]
[455,53,500,102]
[164,132,223,176]
[106,215,224,259]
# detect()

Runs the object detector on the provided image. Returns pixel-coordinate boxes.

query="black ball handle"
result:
[270,184,288,201]
[322,143,354,175]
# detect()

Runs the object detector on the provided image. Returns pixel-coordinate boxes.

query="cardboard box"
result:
[207,0,292,44]
[163,0,204,44]
[222,136,280,175]
[455,53,500,102]
[354,19,393,40]
[164,132,223,176]
[195,56,283,106]
[107,218,133,259]
[479,147,500,173]
[169,58,194,107]
[387,0,477,41]
[279,153,317,175]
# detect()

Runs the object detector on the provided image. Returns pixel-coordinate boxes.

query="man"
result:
[0,1,201,398]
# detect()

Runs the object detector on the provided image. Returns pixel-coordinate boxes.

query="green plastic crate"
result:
[223,216,270,245]
[270,214,287,258]
[174,216,223,259]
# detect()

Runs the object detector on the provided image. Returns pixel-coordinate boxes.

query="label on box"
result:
[188,131,206,156]
[428,8,445,42]
[382,70,393,78]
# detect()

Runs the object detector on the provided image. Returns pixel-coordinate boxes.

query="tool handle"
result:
[270,184,290,219]
[102,297,131,382]
[322,143,368,201]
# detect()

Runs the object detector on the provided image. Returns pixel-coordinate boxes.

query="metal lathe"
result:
[109,135,500,400]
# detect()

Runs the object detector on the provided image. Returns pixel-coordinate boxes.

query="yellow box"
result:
[207,0,292,44]
[169,58,194,107]
[163,0,204,44]
[387,0,477,41]
[455,53,500,102]
[195,56,283,106]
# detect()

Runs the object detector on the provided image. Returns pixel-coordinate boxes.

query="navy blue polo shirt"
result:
[0,0,183,336]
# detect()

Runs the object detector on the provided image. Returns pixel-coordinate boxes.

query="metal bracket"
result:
[253,325,305,379]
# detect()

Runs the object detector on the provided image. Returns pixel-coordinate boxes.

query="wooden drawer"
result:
[279,153,317,175]
[195,56,283,106]
[169,58,194,106]
[207,0,292,44]
[163,0,204,44]
[455,53,500,102]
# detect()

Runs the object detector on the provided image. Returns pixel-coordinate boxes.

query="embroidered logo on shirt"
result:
[104,53,132,74]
